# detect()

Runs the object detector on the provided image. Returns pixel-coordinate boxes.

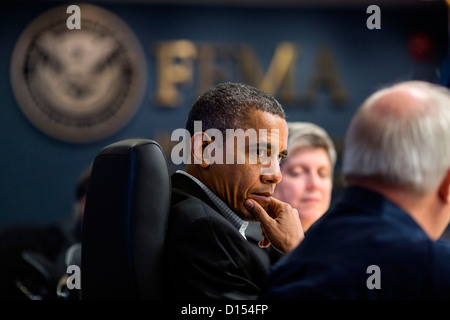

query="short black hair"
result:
[186,82,285,135]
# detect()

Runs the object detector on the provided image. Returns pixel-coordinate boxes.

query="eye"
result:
[318,168,331,178]
[256,148,272,159]
[256,148,266,157]
[288,167,304,177]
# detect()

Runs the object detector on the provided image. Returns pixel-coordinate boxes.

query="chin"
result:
[240,208,258,222]
[299,209,324,222]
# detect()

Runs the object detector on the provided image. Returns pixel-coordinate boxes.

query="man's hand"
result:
[245,197,304,254]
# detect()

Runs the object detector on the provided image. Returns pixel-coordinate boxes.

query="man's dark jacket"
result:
[262,186,450,299]
[166,172,280,299]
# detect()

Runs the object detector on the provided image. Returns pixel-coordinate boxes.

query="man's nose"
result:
[260,161,282,185]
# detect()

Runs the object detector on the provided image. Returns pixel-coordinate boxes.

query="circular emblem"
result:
[10,4,147,143]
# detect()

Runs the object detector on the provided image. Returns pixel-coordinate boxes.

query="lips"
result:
[249,192,273,207]
[301,197,320,204]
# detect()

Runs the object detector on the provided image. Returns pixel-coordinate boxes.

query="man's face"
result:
[203,110,288,221]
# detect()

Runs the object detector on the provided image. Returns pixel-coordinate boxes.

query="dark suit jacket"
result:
[166,172,281,300]
[262,186,450,299]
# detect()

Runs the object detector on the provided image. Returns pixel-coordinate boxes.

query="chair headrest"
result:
[81,139,171,299]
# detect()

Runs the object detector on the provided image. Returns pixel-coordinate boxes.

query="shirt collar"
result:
[176,170,248,239]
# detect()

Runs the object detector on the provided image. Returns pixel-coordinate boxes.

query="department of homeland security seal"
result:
[10,4,147,143]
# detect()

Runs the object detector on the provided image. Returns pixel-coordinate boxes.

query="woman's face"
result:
[274,147,333,231]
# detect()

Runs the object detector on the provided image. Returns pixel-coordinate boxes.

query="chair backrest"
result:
[81,139,171,299]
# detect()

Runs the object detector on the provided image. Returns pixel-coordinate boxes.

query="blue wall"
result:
[0,1,447,227]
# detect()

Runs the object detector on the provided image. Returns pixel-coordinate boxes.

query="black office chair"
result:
[81,139,171,299]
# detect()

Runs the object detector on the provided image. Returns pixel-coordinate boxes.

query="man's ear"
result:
[190,132,212,168]
[438,170,450,204]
